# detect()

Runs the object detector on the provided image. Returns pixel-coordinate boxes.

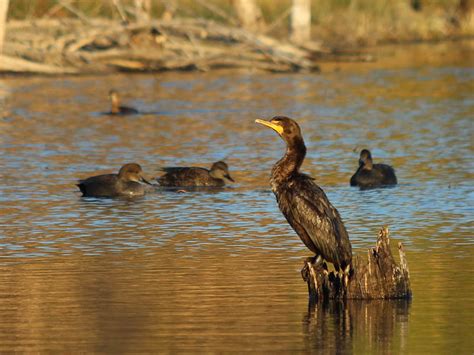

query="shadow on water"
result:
[303,299,411,353]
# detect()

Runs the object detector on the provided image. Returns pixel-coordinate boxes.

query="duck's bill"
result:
[140,176,153,185]
[225,174,235,183]
[255,118,283,135]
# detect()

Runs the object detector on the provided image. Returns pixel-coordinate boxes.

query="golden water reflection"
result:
[304,300,410,354]
[0,41,472,352]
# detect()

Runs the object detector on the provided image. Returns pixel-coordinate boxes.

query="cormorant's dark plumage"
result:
[77,163,151,197]
[350,149,397,189]
[157,161,234,187]
[108,90,139,115]
[256,116,352,271]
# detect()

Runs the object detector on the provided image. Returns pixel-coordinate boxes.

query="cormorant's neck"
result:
[271,136,306,187]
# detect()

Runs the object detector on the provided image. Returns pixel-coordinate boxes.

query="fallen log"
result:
[2,18,321,74]
[0,54,78,74]
[302,226,412,301]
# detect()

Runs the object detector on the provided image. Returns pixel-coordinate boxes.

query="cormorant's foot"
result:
[343,264,352,287]
[304,255,322,266]
[315,255,323,265]
[301,262,310,281]
[339,271,344,283]
[321,261,329,275]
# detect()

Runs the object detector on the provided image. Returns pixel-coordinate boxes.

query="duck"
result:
[350,149,397,189]
[77,163,151,197]
[256,116,352,274]
[157,161,234,188]
[108,89,139,115]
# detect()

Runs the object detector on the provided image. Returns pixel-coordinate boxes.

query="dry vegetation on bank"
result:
[1,0,473,74]
[9,0,474,45]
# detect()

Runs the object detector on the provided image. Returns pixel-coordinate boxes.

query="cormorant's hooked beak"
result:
[224,174,235,182]
[255,119,284,135]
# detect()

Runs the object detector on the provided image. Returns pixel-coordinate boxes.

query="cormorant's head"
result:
[118,163,152,185]
[210,161,235,182]
[255,116,303,146]
[359,149,373,168]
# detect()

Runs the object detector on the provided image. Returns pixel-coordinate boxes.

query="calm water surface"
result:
[0,42,473,353]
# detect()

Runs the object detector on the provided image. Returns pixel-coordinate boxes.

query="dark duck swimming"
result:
[157,161,234,188]
[350,149,397,189]
[108,89,139,115]
[256,116,352,274]
[77,163,151,197]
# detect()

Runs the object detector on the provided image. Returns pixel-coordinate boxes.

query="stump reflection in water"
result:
[303,299,410,353]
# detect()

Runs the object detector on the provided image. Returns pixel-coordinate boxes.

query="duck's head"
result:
[359,149,373,168]
[118,163,152,185]
[210,161,234,183]
[108,89,119,103]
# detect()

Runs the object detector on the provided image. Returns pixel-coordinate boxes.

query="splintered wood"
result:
[1,18,321,74]
[302,226,412,301]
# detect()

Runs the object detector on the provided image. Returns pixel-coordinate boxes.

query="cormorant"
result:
[108,89,139,115]
[256,116,352,273]
[157,161,234,187]
[350,149,397,189]
[77,163,151,197]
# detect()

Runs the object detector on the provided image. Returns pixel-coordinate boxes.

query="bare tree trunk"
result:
[290,0,311,44]
[232,0,265,32]
[458,0,471,17]
[134,0,151,21]
[0,0,9,54]
[162,0,177,21]
[410,0,422,11]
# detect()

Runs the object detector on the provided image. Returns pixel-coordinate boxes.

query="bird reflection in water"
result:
[303,299,410,353]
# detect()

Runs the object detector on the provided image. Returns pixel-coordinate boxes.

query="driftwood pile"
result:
[302,226,412,301]
[1,18,324,74]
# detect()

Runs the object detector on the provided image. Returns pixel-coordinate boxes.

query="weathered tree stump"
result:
[301,227,411,301]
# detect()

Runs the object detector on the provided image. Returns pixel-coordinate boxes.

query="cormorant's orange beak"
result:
[255,119,284,135]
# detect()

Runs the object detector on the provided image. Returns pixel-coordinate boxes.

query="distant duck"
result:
[350,149,397,189]
[157,161,235,188]
[108,89,139,115]
[78,163,151,197]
